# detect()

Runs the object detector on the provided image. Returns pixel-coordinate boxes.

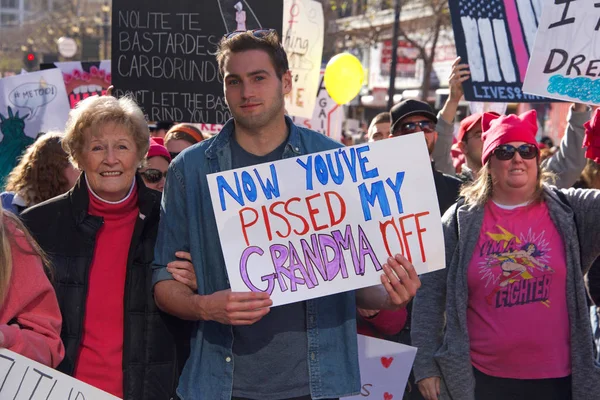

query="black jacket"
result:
[432,163,463,216]
[21,175,188,399]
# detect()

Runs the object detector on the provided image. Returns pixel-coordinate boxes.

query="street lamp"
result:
[101,3,110,60]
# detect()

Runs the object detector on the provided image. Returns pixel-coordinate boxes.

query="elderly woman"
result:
[412,110,600,400]
[164,123,204,159]
[1,131,80,215]
[20,95,188,399]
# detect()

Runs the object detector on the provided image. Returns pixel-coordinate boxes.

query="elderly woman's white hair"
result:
[61,95,149,168]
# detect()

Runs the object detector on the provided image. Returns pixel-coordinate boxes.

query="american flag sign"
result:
[449,0,548,102]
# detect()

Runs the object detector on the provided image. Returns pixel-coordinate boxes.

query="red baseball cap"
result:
[458,113,483,142]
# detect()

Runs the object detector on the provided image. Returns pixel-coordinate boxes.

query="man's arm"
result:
[154,280,272,325]
[541,103,591,188]
[155,280,203,320]
[432,58,470,176]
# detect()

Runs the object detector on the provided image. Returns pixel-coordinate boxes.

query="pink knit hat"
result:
[481,110,538,165]
[147,137,171,162]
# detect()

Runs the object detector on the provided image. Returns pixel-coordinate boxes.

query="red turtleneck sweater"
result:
[73,185,139,397]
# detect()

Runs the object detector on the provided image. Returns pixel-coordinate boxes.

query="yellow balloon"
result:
[324,53,364,105]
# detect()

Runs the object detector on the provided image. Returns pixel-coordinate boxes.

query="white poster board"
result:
[343,335,417,400]
[282,0,324,119]
[0,69,70,140]
[523,0,600,104]
[291,70,344,141]
[207,133,445,307]
[0,349,120,399]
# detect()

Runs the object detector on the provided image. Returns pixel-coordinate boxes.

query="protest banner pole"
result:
[387,0,401,111]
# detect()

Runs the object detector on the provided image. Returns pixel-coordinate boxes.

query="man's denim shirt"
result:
[152,116,361,400]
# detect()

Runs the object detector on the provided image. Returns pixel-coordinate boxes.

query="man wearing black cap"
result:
[390,99,462,215]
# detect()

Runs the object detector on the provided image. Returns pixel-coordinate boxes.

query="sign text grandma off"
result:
[207,134,445,306]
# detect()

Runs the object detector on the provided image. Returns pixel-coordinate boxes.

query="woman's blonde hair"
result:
[460,161,555,207]
[62,95,149,168]
[0,203,50,304]
[5,131,74,207]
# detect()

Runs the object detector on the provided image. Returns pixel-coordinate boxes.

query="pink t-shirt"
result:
[467,201,571,379]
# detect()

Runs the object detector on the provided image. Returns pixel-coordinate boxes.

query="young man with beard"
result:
[152,30,421,400]
[455,113,485,183]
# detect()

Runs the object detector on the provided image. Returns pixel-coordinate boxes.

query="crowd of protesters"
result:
[0,28,599,400]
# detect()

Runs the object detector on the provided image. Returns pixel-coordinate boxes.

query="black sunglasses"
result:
[224,28,276,40]
[493,144,539,161]
[169,152,180,159]
[141,169,167,184]
[393,120,436,136]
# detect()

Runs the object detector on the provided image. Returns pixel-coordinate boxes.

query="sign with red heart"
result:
[342,335,416,399]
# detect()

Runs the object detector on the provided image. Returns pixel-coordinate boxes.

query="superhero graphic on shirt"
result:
[476,225,554,309]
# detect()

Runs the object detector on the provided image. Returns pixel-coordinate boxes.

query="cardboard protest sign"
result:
[207,133,445,307]
[0,69,70,185]
[0,349,120,399]
[449,0,548,102]
[291,70,343,141]
[41,61,111,108]
[342,335,417,400]
[282,0,324,119]
[111,0,282,124]
[523,1,600,104]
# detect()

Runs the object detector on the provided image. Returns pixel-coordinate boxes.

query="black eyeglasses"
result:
[141,169,167,184]
[493,144,539,161]
[224,28,276,40]
[169,152,180,160]
[393,120,436,136]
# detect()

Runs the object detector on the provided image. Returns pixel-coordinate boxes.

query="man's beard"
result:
[232,93,285,132]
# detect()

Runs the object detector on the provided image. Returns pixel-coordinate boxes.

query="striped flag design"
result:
[457,0,543,84]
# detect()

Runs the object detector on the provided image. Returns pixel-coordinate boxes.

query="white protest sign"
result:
[0,349,120,399]
[523,0,600,104]
[0,69,70,140]
[207,133,445,307]
[283,0,324,119]
[343,335,417,400]
[291,70,344,142]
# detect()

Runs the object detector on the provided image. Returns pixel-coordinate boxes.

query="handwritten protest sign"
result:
[282,0,324,119]
[0,349,119,400]
[0,69,70,184]
[291,70,343,141]
[111,0,282,123]
[523,1,600,104]
[41,61,111,108]
[342,335,417,400]
[448,0,548,102]
[207,133,445,306]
